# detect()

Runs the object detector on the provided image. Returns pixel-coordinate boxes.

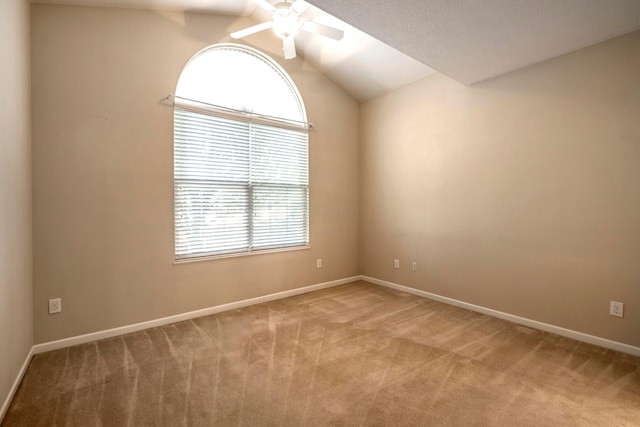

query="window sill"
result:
[174,244,310,264]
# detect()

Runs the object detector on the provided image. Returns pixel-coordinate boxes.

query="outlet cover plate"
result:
[610,301,624,318]
[49,298,62,314]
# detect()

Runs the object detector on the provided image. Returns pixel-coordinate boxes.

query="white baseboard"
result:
[363,276,640,357]
[29,273,640,357]
[0,346,34,423]
[33,276,360,355]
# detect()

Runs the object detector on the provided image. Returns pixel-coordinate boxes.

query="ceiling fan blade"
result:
[253,0,276,13]
[301,20,344,40]
[283,35,297,59]
[230,21,273,39]
[290,0,311,14]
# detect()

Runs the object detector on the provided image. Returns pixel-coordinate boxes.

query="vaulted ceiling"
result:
[310,0,640,85]
[32,0,640,100]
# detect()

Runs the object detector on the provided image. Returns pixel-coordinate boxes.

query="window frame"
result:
[173,44,310,263]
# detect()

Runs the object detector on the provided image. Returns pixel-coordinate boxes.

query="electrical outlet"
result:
[48,298,62,314]
[610,301,624,318]
[412,262,417,271]
[316,259,322,269]
[394,259,400,269]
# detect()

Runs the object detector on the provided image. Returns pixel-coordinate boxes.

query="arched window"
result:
[174,44,309,261]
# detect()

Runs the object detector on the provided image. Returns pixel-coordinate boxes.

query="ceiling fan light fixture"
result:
[232,0,344,60]
[273,6,300,38]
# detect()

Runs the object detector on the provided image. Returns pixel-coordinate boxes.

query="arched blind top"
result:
[176,44,306,123]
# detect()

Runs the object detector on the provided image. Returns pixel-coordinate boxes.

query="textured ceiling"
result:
[308,0,640,84]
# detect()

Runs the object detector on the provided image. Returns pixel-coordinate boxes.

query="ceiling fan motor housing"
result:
[273,3,300,38]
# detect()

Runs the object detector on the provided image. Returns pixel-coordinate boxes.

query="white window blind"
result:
[174,107,309,260]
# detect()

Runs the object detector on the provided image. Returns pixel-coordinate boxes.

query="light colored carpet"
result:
[3,281,639,426]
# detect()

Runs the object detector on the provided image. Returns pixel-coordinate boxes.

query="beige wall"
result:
[0,0,33,413]
[361,31,640,347]
[31,5,360,343]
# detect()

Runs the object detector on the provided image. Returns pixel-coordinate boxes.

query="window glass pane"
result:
[176,46,304,122]
[250,123,308,186]
[175,109,250,182]
[175,182,250,258]
[252,185,309,250]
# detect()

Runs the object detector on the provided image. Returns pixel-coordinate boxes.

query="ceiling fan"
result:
[230,0,344,60]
